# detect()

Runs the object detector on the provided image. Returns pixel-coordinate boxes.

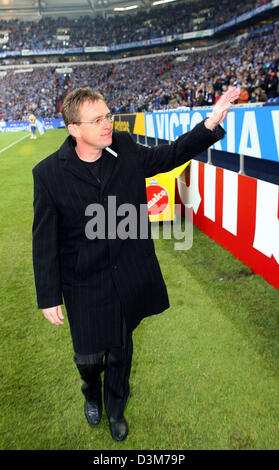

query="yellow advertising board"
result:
[113,113,145,136]
[113,113,190,221]
[145,162,190,222]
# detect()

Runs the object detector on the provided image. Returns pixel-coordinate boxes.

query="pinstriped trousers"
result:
[74,318,133,420]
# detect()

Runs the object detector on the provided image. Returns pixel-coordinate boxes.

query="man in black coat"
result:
[32,86,240,441]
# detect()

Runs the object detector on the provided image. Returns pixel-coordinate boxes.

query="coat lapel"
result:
[58,135,100,188]
[58,135,119,193]
[100,146,118,197]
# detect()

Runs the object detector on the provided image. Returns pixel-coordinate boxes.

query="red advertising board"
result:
[176,161,279,289]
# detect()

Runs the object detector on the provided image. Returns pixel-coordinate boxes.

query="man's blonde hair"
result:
[62,87,105,126]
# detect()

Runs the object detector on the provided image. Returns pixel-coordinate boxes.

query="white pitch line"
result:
[0,133,30,154]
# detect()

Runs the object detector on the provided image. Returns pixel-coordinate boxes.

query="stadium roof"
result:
[0,0,175,19]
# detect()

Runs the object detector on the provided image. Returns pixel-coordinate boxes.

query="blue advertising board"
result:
[0,118,65,133]
[145,106,279,162]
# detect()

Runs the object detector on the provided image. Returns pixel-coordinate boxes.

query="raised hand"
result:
[205,86,241,130]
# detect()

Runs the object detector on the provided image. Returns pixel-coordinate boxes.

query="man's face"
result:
[73,99,113,150]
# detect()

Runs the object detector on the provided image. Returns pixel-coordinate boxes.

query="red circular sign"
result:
[146,184,169,216]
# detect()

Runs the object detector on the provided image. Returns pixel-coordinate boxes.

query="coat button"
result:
[112,265,117,270]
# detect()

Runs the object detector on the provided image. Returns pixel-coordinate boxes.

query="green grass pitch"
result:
[0,130,279,450]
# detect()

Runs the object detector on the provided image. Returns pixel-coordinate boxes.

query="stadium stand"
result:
[0,1,272,51]
[0,16,278,120]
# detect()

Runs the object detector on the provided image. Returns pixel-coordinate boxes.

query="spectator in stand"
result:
[258,87,268,101]
[197,89,206,106]
[237,84,249,104]
[265,67,279,99]
[214,90,222,104]
[204,86,215,106]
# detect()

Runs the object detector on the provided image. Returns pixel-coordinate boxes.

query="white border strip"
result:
[0,133,30,154]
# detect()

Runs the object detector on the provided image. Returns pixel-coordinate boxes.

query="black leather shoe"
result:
[84,399,102,426]
[109,416,129,441]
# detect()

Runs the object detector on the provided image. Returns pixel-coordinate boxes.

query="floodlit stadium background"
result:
[1,0,279,452]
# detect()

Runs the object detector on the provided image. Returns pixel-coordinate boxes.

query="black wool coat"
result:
[32,121,225,354]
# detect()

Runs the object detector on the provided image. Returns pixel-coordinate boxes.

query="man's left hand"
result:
[204,86,241,130]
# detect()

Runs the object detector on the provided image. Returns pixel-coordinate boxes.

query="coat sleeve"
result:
[131,119,225,177]
[32,168,63,309]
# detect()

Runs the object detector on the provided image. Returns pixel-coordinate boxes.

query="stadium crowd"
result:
[0,16,278,121]
[0,0,272,51]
